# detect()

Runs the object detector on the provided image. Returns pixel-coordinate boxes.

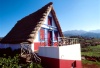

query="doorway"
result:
[48,31,52,46]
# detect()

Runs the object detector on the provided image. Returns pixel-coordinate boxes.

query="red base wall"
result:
[39,56,82,68]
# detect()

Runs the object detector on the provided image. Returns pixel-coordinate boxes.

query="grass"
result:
[82,60,100,65]
[82,60,100,67]
[81,45,100,57]
[81,45,100,68]
[81,52,100,57]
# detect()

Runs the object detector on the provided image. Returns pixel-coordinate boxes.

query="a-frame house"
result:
[0,2,63,51]
[0,2,82,68]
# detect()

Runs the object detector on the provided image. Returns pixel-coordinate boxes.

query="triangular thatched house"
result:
[0,2,82,68]
[0,2,63,51]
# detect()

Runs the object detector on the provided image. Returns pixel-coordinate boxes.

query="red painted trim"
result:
[39,56,82,68]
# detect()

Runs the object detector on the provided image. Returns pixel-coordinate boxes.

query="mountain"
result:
[89,29,100,33]
[63,30,87,35]
[63,30,100,38]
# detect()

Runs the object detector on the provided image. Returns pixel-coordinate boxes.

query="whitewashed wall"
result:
[59,44,81,60]
[31,43,34,52]
[38,44,81,60]
[38,46,59,58]
[0,44,21,50]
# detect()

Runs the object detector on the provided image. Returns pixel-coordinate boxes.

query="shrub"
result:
[0,48,43,68]
[0,54,43,68]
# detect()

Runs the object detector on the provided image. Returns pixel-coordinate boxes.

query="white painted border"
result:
[38,44,81,60]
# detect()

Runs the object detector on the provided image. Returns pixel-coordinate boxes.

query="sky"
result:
[0,0,100,37]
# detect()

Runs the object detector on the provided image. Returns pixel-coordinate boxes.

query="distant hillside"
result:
[89,29,100,33]
[63,30,100,38]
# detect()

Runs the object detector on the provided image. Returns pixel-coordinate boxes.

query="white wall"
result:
[38,46,59,58]
[38,44,81,60]
[31,43,34,52]
[59,44,81,60]
[0,44,21,50]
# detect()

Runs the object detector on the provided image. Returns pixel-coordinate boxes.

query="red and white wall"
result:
[33,12,60,51]
[38,44,82,68]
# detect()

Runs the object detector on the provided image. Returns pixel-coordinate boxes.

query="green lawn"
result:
[82,60,100,68]
[81,45,100,57]
[82,60,100,65]
[81,45,100,68]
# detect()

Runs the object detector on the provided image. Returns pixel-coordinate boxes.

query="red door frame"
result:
[54,31,58,40]
[48,31,52,46]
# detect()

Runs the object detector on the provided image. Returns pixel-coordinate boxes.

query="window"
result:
[48,16,52,25]
[40,28,45,41]
[54,31,58,40]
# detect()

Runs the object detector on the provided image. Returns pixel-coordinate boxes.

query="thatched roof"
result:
[0,2,63,44]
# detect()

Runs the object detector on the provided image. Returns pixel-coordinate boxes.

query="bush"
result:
[0,51,43,68]
[0,54,19,68]
[0,54,43,68]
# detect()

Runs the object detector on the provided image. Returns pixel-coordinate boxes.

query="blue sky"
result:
[0,0,100,37]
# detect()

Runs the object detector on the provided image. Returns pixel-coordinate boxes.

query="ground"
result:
[82,64,100,68]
